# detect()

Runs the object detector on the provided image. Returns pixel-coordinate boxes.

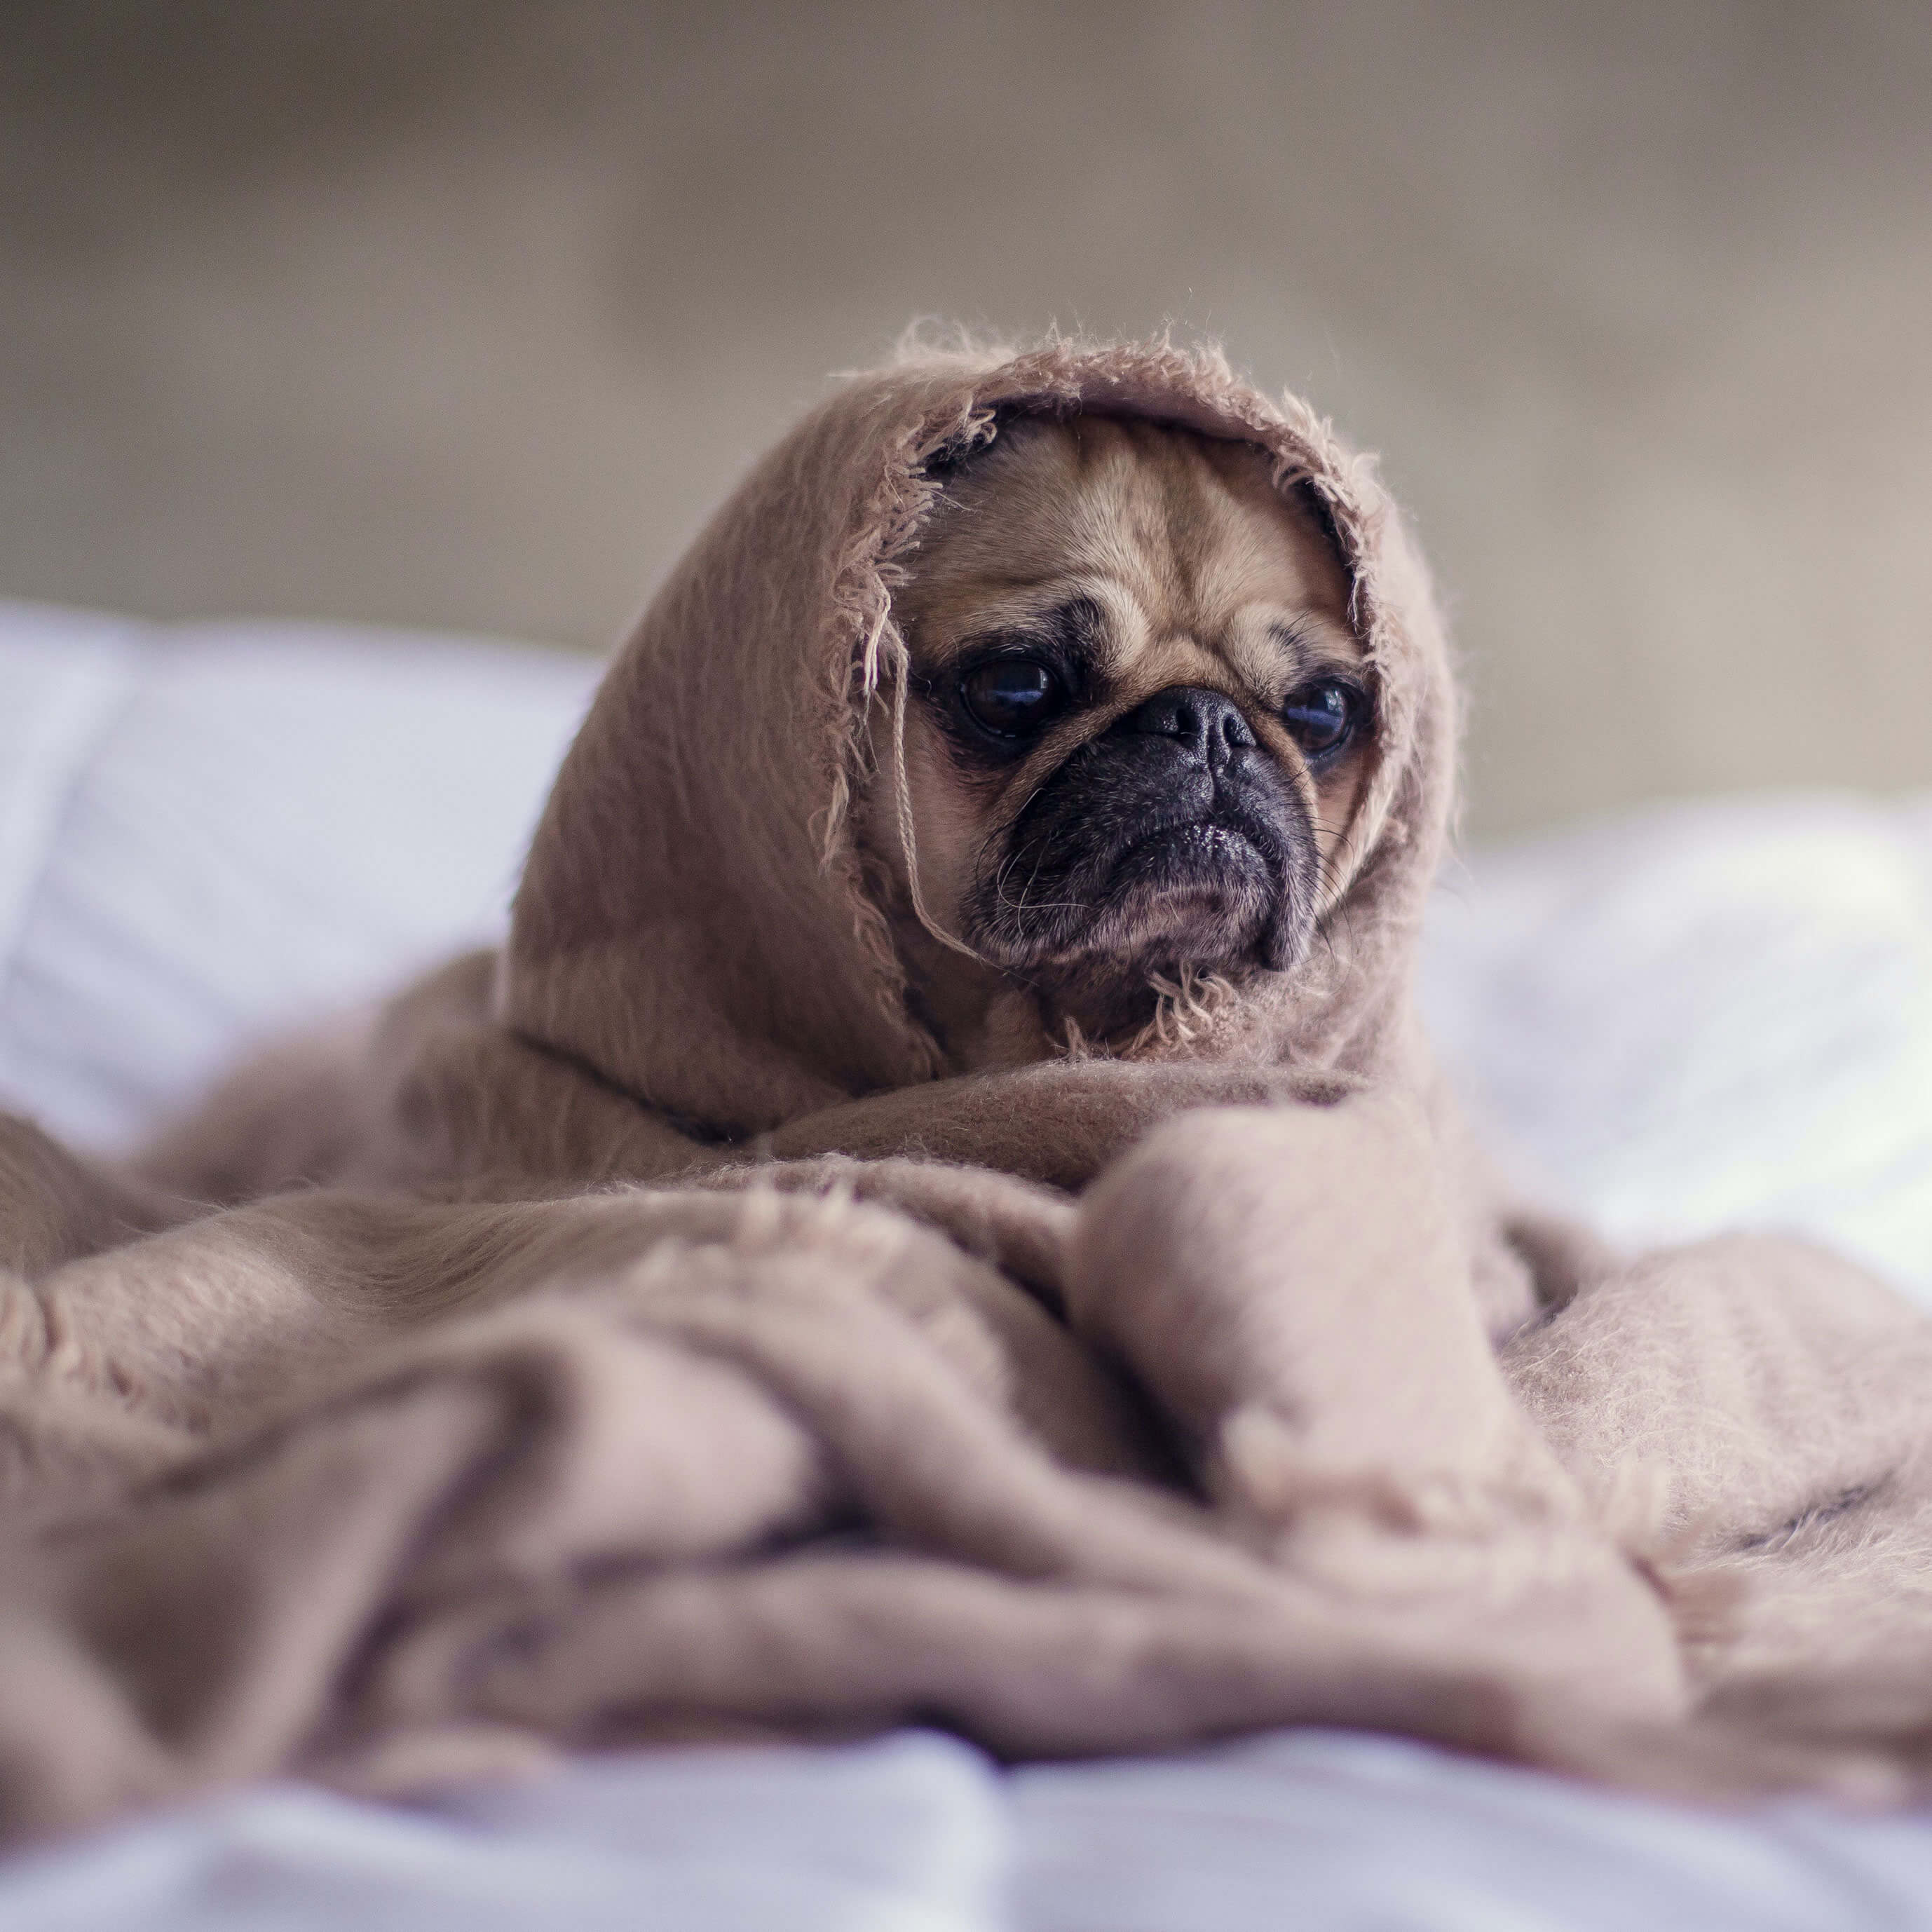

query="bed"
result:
[4,599,1929,1929]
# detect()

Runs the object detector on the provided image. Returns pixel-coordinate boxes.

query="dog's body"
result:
[866,415,1373,1068]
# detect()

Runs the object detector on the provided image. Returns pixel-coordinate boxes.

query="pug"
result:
[96,408,1387,1216]
[862,414,1375,1068]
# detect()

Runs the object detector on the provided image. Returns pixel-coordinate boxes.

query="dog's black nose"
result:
[1119,686,1256,767]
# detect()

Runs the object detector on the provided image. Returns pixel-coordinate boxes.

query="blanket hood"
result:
[503,339,1460,1137]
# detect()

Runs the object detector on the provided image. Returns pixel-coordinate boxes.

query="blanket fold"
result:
[2,334,1929,1846]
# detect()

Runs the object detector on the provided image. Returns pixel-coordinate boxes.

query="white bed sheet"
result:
[3,601,1930,1928]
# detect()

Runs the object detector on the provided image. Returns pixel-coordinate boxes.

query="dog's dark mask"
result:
[964,681,1319,984]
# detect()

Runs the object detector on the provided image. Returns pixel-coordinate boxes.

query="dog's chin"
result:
[967,821,1299,1035]
[1062,822,1279,970]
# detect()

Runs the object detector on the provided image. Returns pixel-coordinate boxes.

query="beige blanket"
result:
[4,339,1930,1846]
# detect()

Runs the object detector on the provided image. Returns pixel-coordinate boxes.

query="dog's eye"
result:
[958,657,1068,737]
[1281,679,1362,760]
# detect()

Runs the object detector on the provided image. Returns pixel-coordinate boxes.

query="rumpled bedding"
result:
[1,602,1931,1928]
[1,339,1929,1845]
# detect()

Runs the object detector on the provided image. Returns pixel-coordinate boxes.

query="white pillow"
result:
[1422,793,1932,1300]
[0,602,599,1150]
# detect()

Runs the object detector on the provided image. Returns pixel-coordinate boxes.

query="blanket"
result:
[2,338,1929,1846]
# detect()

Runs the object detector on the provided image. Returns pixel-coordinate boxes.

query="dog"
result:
[38,395,1387,1218]
[860,413,1375,1068]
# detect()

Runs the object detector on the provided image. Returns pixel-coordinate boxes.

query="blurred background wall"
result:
[2,1,1927,836]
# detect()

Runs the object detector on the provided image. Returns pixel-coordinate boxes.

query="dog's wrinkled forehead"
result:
[901,413,1362,700]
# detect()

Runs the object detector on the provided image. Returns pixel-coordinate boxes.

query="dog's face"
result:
[871,414,1373,1058]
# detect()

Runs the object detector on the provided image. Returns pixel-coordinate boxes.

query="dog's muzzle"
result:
[965,684,1319,976]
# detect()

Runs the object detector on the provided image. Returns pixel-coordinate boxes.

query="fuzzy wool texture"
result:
[1,339,1929,1846]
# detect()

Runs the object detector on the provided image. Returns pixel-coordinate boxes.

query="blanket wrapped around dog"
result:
[3,339,1931,1847]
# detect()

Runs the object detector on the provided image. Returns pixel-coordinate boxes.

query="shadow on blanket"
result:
[2,337,1929,1844]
